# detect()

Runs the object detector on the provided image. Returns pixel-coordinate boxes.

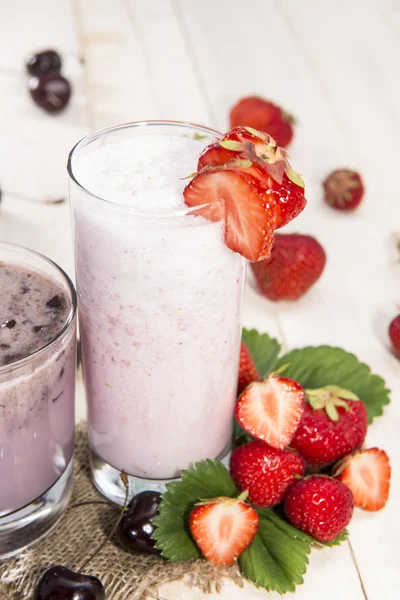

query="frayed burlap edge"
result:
[0,423,243,599]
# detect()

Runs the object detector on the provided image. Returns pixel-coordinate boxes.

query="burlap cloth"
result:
[0,423,243,599]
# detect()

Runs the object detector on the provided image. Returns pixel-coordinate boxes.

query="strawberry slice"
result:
[333,448,391,511]
[197,142,238,171]
[184,168,277,261]
[235,376,305,449]
[189,496,258,566]
[194,127,306,230]
[238,341,261,394]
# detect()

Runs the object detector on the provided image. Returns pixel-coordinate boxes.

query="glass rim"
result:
[66,119,222,218]
[0,242,77,374]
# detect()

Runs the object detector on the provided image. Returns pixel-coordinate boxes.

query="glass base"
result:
[90,445,231,506]
[0,458,74,560]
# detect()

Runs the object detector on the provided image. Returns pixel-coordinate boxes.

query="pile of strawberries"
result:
[188,342,391,566]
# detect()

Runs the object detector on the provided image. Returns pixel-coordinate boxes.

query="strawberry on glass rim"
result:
[184,126,306,262]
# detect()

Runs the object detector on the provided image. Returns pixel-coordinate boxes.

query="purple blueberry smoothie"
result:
[0,261,76,517]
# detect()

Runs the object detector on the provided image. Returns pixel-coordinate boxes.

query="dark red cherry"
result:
[26,50,62,75]
[117,491,161,555]
[28,73,71,113]
[33,565,105,600]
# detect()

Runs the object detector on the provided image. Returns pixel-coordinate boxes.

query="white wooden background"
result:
[1,1,399,598]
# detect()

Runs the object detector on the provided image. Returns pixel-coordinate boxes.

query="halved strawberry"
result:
[235,376,305,449]
[333,448,391,511]
[189,496,258,566]
[238,341,260,395]
[184,168,277,261]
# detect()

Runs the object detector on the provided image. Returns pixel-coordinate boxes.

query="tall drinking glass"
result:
[68,121,246,503]
[0,243,76,558]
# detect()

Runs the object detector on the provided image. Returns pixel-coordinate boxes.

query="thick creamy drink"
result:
[0,260,76,516]
[69,123,245,485]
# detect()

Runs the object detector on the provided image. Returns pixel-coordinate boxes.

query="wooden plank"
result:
[75,0,212,129]
[159,542,366,599]
[0,67,88,201]
[0,0,81,72]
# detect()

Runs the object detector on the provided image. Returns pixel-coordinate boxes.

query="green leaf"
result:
[239,508,311,593]
[276,346,390,423]
[242,328,281,377]
[152,460,237,561]
[318,529,349,547]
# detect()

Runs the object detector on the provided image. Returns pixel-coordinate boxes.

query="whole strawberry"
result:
[284,475,354,543]
[238,342,260,395]
[229,96,294,147]
[251,233,326,301]
[291,386,368,469]
[323,169,364,211]
[230,442,305,508]
[388,314,400,357]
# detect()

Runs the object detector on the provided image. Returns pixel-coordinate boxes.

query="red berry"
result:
[189,496,258,566]
[238,342,260,395]
[184,168,277,261]
[284,476,354,543]
[230,442,305,508]
[26,49,62,75]
[28,73,71,113]
[222,127,306,228]
[230,96,294,148]
[235,376,305,450]
[334,448,391,511]
[389,314,400,356]
[291,388,368,469]
[323,169,364,211]
[251,233,326,301]
[184,127,306,261]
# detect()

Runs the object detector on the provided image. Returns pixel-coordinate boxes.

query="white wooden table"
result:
[1,1,399,598]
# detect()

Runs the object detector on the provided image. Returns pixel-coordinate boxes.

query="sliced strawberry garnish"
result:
[189,496,258,566]
[197,142,238,171]
[235,376,305,449]
[184,168,277,261]
[333,448,391,511]
[238,341,260,395]
[222,127,306,228]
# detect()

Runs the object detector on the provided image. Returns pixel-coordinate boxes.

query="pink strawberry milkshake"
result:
[69,122,246,483]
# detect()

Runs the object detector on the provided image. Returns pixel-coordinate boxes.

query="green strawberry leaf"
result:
[239,508,311,593]
[275,346,390,423]
[242,328,281,377]
[152,459,237,561]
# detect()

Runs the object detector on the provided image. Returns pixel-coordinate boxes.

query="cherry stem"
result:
[67,500,112,512]
[79,471,130,572]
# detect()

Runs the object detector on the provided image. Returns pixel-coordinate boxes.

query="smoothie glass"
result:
[68,122,246,504]
[0,243,77,559]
